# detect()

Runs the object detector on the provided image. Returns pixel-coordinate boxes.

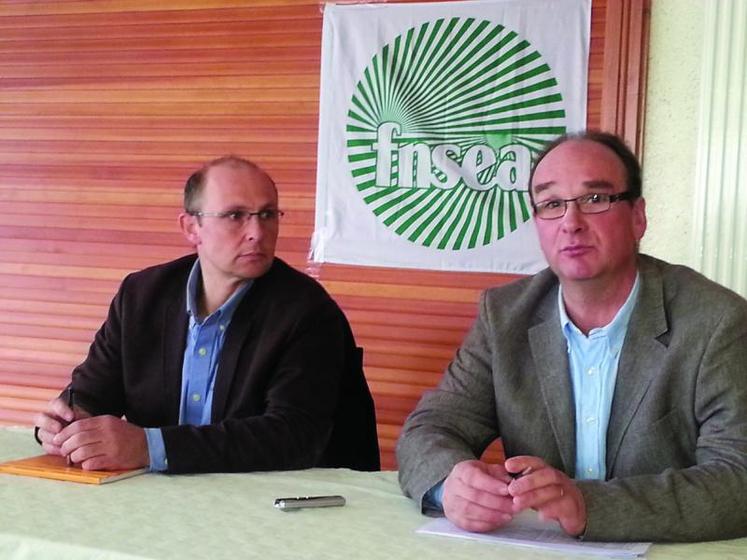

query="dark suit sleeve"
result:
[578,303,747,542]
[160,297,346,473]
[69,277,129,417]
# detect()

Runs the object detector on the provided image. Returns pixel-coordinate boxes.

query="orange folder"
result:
[0,454,147,484]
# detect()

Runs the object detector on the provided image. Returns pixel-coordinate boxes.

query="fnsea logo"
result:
[345,17,567,250]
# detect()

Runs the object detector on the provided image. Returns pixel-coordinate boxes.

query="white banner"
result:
[313,0,590,273]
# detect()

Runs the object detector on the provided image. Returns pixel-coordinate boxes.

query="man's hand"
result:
[53,415,149,471]
[442,459,515,532]
[33,397,91,456]
[505,455,587,537]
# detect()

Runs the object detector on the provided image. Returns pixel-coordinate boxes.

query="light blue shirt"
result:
[559,273,640,480]
[145,259,252,471]
[424,273,640,509]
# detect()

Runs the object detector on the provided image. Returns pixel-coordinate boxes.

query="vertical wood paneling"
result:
[600,0,650,154]
[0,0,648,469]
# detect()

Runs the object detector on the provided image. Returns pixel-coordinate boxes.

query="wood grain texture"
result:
[0,0,648,470]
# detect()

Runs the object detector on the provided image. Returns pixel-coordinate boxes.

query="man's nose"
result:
[560,200,586,232]
[240,215,265,239]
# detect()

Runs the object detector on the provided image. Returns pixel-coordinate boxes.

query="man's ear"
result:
[632,196,647,242]
[178,212,201,247]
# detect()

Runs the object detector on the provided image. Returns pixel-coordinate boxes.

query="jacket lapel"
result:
[606,258,669,472]
[162,293,188,425]
[210,271,268,421]
[528,289,577,476]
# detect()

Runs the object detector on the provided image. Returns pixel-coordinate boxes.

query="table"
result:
[1,428,745,560]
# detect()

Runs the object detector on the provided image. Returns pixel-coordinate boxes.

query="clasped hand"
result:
[34,397,149,471]
[442,456,586,536]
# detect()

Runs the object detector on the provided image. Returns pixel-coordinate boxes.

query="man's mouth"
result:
[560,244,592,257]
[239,251,265,260]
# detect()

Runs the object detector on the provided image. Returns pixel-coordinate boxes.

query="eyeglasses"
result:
[190,209,284,230]
[532,192,635,220]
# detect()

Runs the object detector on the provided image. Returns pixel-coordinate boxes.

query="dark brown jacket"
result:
[71,254,379,473]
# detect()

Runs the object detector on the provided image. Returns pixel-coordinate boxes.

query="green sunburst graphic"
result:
[345,17,567,250]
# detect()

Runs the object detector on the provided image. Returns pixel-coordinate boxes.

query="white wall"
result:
[643,0,747,297]
[640,0,705,267]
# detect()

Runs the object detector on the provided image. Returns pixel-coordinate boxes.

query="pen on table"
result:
[66,387,75,466]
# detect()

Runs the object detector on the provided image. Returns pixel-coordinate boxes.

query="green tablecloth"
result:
[1,427,745,560]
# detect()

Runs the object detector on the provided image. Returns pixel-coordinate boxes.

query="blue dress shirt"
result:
[145,259,252,471]
[559,273,640,480]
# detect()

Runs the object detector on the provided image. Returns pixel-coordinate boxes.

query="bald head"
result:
[184,155,276,213]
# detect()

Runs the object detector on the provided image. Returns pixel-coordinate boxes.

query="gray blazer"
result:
[397,255,747,542]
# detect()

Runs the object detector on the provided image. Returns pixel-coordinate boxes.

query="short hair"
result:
[528,131,642,203]
[183,155,275,213]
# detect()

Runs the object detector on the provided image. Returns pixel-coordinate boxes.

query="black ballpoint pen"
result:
[510,466,533,480]
[66,387,75,466]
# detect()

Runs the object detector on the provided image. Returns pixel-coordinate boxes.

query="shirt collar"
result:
[185,259,253,325]
[558,271,641,341]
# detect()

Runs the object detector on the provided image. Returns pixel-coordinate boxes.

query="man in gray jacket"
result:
[396,131,747,542]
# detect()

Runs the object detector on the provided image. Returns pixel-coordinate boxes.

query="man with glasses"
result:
[34,155,379,474]
[397,132,747,541]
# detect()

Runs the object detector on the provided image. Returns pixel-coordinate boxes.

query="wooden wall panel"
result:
[0,0,648,469]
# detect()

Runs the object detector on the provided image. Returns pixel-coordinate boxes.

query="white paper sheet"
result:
[417,513,651,558]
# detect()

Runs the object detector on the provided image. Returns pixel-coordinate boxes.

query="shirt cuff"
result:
[423,480,445,512]
[144,427,168,472]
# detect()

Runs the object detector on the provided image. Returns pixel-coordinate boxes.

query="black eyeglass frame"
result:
[532,191,636,220]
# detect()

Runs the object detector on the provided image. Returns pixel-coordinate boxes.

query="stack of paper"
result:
[418,512,651,558]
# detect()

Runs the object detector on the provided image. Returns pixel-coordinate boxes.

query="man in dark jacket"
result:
[34,156,378,473]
